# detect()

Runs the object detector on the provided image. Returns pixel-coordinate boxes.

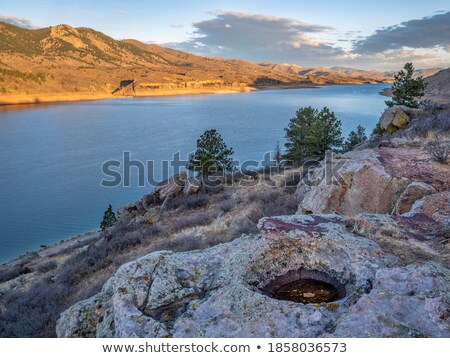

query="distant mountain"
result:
[0,22,304,97]
[0,21,440,101]
[261,63,442,85]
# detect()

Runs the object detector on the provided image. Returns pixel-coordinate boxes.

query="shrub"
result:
[425,138,450,163]
[36,261,57,273]
[230,217,259,237]
[164,234,200,252]
[166,193,209,210]
[231,190,299,237]
[282,171,303,192]
[218,198,235,213]
[171,213,213,232]
[182,193,209,209]
[0,265,30,284]
[0,278,69,337]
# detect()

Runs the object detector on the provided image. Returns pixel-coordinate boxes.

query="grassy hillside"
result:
[0,22,306,97]
[0,21,441,101]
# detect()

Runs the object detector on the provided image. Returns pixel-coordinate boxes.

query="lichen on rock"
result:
[56,214,449,338]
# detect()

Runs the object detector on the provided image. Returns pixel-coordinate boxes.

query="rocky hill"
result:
[260,63,441,85]
[0,21,430,105]
[0,21,306,102]
[424,68,450,103]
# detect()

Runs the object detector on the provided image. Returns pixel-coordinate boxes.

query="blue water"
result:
[0,84,388,263]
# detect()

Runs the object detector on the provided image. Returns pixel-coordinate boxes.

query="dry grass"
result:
[0,169,301,337]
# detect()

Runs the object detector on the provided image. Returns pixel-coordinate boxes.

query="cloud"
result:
[0,14,36,29]
[170,23,184,28]
[163,10,449,70]
[353,11,450,54]
[165,11,346,66]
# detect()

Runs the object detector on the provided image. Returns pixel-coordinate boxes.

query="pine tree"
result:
[274,141,283,168]
[186,129,234,175]
[371,121,385,137]
[284,106,343,162]
[344,125,367,151]
[385,62,427,108]
[100,204,117,231]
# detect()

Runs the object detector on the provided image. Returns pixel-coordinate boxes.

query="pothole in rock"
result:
[259,268,346,304]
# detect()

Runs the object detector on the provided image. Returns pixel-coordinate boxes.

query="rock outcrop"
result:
[394,181,436,215]
[380,106,415,133]
[296,149,409,215]
[424,67,450,103]
[57,214,450,338]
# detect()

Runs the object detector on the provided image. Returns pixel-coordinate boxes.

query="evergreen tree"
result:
[385,62,427,108]
[284,106,343,162]
[344,125,367,151]
[274,141,283,168]
[100,204,117,231]
[187,129,234,175]
[371,121,385,137]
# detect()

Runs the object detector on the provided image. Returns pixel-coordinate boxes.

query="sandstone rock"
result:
[183,176,201,195]
[376,146,450,192]
[380,106,411,134]
[56,214,449,338]
[391,109,410,129]
[404,191,450,221]
[380,106,422,134]
[56,278,115,338]
[297,149,409,216]
[330,264,450,338]
[444,219,450,238]
[348,213,449,268]
[394,181,436,215]
[154,173,186,201]
[119,173,203,221]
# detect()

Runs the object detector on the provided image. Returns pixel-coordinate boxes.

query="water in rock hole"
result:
[270,278,340,304]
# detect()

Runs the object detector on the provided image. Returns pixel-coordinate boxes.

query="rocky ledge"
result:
[56,213,449,338]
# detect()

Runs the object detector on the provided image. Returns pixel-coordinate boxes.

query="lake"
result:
[0,84,388,263]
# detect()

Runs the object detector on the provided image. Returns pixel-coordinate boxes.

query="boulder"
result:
[403,191,450,221]
[56,280,115,338]
[119,173,203,221]
[183,176,201,195]
[331,264,450,338]
[154,173,187,201]
[56,214,450,338]
[394,181,436,215]
[348,213,449,267]
[380,106,411,134]
[297,149,409,216]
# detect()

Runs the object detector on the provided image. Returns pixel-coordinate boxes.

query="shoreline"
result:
[379,87,392,98]
[0,82,386,108]
[0,230,100,267]
[0,85,295,107]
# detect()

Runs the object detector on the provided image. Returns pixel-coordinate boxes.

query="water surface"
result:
[0,84,388,262]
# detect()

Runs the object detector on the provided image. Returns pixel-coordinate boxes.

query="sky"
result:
[0,0,449,70]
